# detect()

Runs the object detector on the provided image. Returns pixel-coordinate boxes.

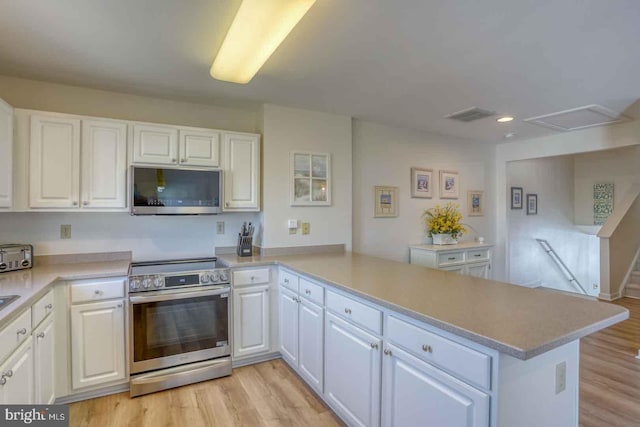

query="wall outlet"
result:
[216,221,225,235]
[301,222,310,235]
[60,224,72,239]
[555,361,566,394]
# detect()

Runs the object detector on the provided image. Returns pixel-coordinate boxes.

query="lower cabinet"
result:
[298,298,323,391]
[233,284,270,358]
[382,344,489,427]
[0,337,34,404]
[279,287,299,365]
[466,262,490,279]
[70,299,126,390]
[34,315,55,404]
[325,312,382,427]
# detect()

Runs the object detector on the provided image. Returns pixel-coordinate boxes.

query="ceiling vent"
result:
[445,107,496,122]
[523,105,630,132]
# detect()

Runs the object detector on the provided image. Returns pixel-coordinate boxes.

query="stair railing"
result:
[535,239,588,295]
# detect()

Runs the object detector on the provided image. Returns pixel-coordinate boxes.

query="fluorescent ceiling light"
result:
[497,116,514,123]
[210,0,317,84]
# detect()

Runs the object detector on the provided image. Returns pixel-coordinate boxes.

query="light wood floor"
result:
[71,298,640,427]
[580,297,640,427]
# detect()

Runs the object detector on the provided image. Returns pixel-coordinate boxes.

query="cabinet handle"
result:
[171,158,177,163]
[305,289,311,295]
[3,370,13,378]
[447,257,456,260]
[370,343,379,349]
[474,254,482,257]
[16,328,27,336]
[45,303,53,310]
[422,344,433,353]
[250,276,255,281]
[117,303,123,308]
[225,202,229,207]
[83,201,89,206]
[94,290,102,295]
[0,377,6,386]
[383,349,392,356]
[37,332,45,339]
[72,201,78,206]
[344,308,352,315]
[284,278,289,284]
[181,158,186,163]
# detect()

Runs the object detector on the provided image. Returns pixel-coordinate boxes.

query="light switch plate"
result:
[216,221,225,234]
[287,219,298,229]
[555,361,566,394]
[60,224,71,239]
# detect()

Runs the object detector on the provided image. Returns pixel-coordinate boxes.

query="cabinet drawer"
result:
[299,278,324,306]
[31,289,54,328]
[71,278,125,303]
[0,309,31,364]
[280,270,299,293]
[233,268,270,286]
[387,315,491,390]
[437,251,465,266]
[467,249,490,262]
[326,290,381,335]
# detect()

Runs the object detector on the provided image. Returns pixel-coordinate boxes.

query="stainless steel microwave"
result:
[130,166,222,215]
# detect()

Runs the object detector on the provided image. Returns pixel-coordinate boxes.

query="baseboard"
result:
[598,291,622,301]
[55,383,129,404]
[231,351,281,368]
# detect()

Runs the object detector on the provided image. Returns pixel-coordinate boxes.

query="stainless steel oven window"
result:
[132,293,228,364]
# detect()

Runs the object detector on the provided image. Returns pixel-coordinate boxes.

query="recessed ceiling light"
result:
[497,116,514,123]
[210,0,317,84]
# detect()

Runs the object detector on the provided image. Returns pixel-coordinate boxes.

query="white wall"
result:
[507,157,599,295]
[261,104,352,250]
[352,120,495,262]
[574,145,640,225]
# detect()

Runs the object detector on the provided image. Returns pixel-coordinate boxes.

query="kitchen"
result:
[0,1,639,426]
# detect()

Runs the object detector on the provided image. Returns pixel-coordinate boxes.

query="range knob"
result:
[130,279,141,290]
[153,277,163,288]
[142,278,152,289]
[212,271,220,282]
[219,271,229,282]
[201,274,210,284]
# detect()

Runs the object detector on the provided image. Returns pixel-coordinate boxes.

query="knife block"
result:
[237,235,253,257]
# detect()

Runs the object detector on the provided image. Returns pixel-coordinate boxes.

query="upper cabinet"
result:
[29,113,127,210]
[0,98,13,209]
[179,128,220,167]
[223,132,260,212]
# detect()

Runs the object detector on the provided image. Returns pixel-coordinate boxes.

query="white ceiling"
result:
[0,0,638,142]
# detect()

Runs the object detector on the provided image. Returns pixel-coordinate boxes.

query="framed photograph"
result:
[526,193,538,215]
[290,152,331,206]
[374,186,399,218]
[467,190,484,216]
[511,187,523,209]
[439,170,459,199]
[411,168,433,198]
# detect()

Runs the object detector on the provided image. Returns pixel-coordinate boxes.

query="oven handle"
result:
[129,286,229,304]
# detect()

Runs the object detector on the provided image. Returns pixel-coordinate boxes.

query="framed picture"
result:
[411,168,433,198]
[526,193,538,215]
[467,190,484,216]
[511,187,523,209]
[374,186,399,218]
[290,152,331,206]
[439,170,459,199]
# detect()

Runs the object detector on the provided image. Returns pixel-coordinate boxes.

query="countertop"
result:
[219,252,628,360]
[0,260,130,328]
[409,242,494,251]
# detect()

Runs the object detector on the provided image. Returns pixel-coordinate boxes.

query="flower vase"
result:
[432,233,458,245]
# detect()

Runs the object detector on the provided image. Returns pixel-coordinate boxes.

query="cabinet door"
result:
[0,98,12,208]
[233,284,270,359]
[278,286,299,365]
[298,297,324,393]
[442,265,465,275]
[132,123,178,165]
[30,114,81,208]
[81,119,128,209]
[466,262,490,279]
[325,312,381,427]
[0,337,34,404]
[382,344,489,427]
[70,299,125,390]
[34,315,55,404]
[223,132,260,211]
[179,129,220,167]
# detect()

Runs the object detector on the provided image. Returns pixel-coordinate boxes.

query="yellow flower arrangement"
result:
[422,202,466,238]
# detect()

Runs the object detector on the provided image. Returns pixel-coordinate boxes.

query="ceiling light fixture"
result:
[210,0,317,84]
[497,116,514,123]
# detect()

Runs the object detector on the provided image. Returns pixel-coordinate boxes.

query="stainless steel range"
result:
[128,258,231,397]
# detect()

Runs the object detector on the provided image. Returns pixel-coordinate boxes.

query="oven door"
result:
[129,286,230,374]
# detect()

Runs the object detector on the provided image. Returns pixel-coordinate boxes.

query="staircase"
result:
[624,259,640,299]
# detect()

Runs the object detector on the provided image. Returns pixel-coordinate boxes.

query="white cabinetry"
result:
[233,284,270,358]
[34,316,55,404]
[298,297,324,391]
[409,243,493,279]
[29,113,127,210]
[0,98,13,208]
[0,337,34,404]
[325,311,381,427]
[278,286,299,365]
[179,128,220,167]
[223,132,260,211]
[70,279,126,390]
[382,343,489,427]
[131,123,178,165]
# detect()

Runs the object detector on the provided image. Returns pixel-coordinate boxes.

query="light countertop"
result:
[0,260,130,328]
[409,242,494,251]
[219,251,628,360]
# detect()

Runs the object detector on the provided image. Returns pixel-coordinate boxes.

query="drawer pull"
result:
[3,370,13,378]
[37,332,45,339]
[422,344,433,353]
[0,377,6,386]
[474,254,482,257]
[447,257,456,260]
[305,289,311,295]
[344,308,352,315]
[250,276,255,281]
[45,303,53,309]
[117,303,123,308]
[383,348,392,356]
[16,328,27,336]
[94,290,103,295]
[284,278,289,284]
[370,343,379,349]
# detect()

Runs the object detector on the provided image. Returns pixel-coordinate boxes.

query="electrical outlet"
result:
[60,224,72,239]
[301,222,310,235]
[216,221,225,235]
[555,361,566,394]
